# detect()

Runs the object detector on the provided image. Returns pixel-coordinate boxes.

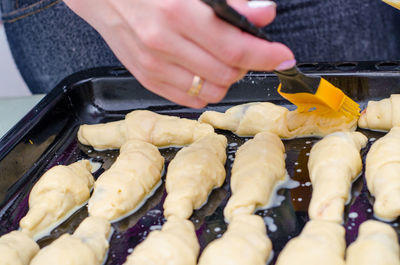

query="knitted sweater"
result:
[265,0,400,62]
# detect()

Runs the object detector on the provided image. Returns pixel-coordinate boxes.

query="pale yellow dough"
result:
[308,132,367,223]
[224,132,286,222]
[358,94,400,131]
[0,231,39,265]
[78,110,214,149]
[30,217,111,265]
[88,140,164,221]
[346,220,400,265]
[275,220,346,265]
[366,126,400,220]
[123,217,199,265]
[163,134,227,219]
[198,214,272,265]
[20,160,94,239]
[198,102,357,138]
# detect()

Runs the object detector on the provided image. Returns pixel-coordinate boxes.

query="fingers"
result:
[180,0,294,71]
[132,28,245,88]
[132,54,233,105]
[227,0,277,27]
[67,0,293,108]
[105,27,235,107]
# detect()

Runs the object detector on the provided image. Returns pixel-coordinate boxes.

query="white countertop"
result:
[0,95,45,138]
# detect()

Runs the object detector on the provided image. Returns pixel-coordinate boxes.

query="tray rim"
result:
[1,60,399,161]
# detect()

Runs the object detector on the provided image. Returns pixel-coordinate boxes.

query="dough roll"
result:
[346,220,400,265]
[123,217,199,265]
[308,132,367,223]
[358,94,400,131]
[78,110,214,149]
[198,214,272,265]
[30,217,111,265]
[275,220,346,265]
[224,132,286,222]
[366,126,400,220]
[163,134,227,219]
[20,160,94,239]
[198,102,357,138]
[88,140,164,221]
[0,231,39,265]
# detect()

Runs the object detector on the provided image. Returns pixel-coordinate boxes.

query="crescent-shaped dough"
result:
[163,134,227,219]
[308,132,367,223]
[123,217,199,265]
[78,110,214,149]
[224,132,286,222]
[198,102,357,138]
[275,220,346,265]
[198,214,272,265]
[358,94,400,131]
[20,160,94,239]
[346,220,400,265]
[366,126,400,220]
[0,231,39,265]
[88,140,164,221]
[30,217,111,265]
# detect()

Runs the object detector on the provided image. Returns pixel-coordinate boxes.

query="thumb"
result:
[227,0,277,27]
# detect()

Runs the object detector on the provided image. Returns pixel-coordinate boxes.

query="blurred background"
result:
[0,24,30,97]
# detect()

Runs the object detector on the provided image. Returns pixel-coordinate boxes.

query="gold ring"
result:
[187,75,204,96]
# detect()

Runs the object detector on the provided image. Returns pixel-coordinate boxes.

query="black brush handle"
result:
[201,0,271,41]
[201,0,319,94]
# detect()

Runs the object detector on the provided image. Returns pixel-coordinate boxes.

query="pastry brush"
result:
[382,0,400,9]
[201,0,360,118]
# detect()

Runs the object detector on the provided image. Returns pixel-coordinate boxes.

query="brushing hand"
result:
[64,0,294,108]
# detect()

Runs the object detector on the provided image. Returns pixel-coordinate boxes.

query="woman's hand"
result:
[64,0,294,108]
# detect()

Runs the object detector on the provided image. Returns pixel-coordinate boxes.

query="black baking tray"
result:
[1,61,400,264]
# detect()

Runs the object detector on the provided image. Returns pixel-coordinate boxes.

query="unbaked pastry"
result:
[123,216,199,265]
[275,220,346,265]
[198,102,357,138]
[30,217,111,265]
[308,132,367,223]
[163,134,227,219]
[198,214,272,265]
[88,140,164,221]
[346,220,400,265]
[366,126,400,220]
[0,231,39,265]
[358,94,400,131]
[224,132,286,222]
[20,160,94,239]
[78,110,214,149]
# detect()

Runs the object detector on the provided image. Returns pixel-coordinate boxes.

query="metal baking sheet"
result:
[1,61,400,264]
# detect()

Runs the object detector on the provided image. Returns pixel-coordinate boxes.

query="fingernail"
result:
[247,0,276,8]
[275,59,297,70]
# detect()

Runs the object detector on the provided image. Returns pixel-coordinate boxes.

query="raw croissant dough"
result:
[224,132,286,222]
[366,126,400,220]
[346,220,400,265]
[198,214,272,265]
[308,132,367,223]
[123,217,199,265]
[78,110,214,149]
[20,160,94,239]
[163,134,227,219]
[358,94,400,131]
[89,140,164,221]
[0,231,39,265]
[198,102,357,138]
[30,217,111,265]
[275,220,346,265]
